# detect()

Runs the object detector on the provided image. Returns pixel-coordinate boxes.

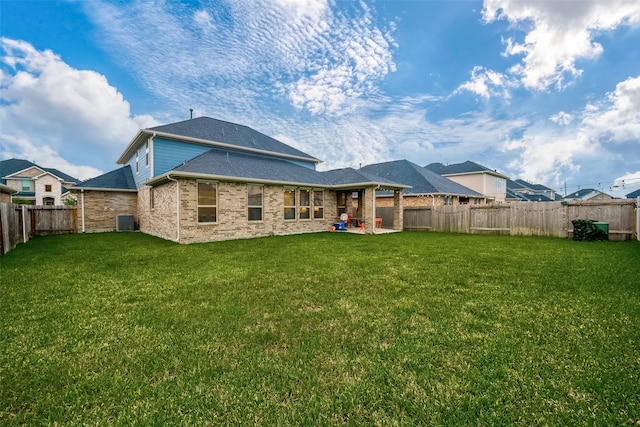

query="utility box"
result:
[592,222,609,237]
[116,214,135,232]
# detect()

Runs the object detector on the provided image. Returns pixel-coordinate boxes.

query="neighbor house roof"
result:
[425,160,509,179]
[118,117,321,165]
[146,148,409,190]
[507,189,554,202]
[564,188,611,200]
[513,179,555,192]
[361,160,482,196]
[0,158,79,184]
[72,166,137,191]
[626,188,640,199]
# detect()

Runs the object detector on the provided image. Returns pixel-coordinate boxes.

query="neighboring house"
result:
[426,161,509,203]
[0,183,16,203]
[563,188,613,202]
[0,158,78,205]
[506,179,560,202]
[626,188,640,199]
[74,117,408,242]
[360,160,486,207]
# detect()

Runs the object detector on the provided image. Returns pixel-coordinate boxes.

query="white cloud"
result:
[506,75,640,187]
[0,38,158,179]
[1,135,102,180]
[455,66,512,99]
[483,0,640,91]
[582,75,640,143]
[614,171,640,193]
[549,112,574,126]
[83,0,396,117]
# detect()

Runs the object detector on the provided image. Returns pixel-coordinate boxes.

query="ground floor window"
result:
[299,189,310,219]
[248,185,263,221]
[198,181,217,223]
[284,189,296,220]
[314,190,324,219]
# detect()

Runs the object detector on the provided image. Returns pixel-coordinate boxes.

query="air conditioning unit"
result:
[116,214,135,232]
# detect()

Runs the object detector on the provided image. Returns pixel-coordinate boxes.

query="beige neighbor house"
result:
[360,160,486,208]
[426,161,509,203]
[0,158,78,205]
[73,117,408,243]
[564,188,614,202]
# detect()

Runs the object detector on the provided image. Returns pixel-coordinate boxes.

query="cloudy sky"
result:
[2,0,639,197]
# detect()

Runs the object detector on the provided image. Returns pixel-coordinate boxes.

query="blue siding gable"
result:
[153,138,212,180]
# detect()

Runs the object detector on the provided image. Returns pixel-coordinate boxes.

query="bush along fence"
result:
[0,204,77,255]
[388,199,637,241]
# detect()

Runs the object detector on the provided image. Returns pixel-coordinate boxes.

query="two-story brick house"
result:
[0,159,78,205]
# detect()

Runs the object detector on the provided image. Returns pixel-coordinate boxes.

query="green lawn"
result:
[1,232,639,425]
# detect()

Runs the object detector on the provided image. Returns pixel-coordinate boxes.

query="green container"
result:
[592,222,609,235]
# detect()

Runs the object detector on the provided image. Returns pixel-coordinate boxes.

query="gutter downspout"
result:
[81,189,85,233]
[166,174,180,243]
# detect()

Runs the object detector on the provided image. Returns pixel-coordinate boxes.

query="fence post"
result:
[636,196,640,240]
[22,205,28,243]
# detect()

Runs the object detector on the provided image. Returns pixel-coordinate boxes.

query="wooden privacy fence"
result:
[394,199,637,240]
[0,204,77,255]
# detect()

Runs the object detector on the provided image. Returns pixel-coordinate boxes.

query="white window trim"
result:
[197,180,218,224]
[284,188,296,221]
[247,184,263,222]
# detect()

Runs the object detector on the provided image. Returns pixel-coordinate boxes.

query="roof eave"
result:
[146,171,329,189]
[117,129,322,165]
[70,186,138,192]
[147,172,410,191]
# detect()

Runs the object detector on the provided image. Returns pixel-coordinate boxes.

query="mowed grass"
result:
[1,232,639,426]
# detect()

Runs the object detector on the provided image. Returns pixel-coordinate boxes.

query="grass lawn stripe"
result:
[1,232,638,425]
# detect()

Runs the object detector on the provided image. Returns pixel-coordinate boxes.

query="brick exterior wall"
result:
[139,179,340,244]
[376,194,486,207]
[74,190,138,233]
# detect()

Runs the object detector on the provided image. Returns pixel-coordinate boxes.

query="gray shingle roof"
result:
[171,149,327,186]
[1,158,79,184]
[148,117,319,163]
[513,179,554,192]
[74,166,136,190]
[153,149,408,189]
[361,160,481,196]
[626,188,640,199]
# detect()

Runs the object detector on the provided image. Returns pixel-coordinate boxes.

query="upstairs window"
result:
[248,185,263,221]
[135,150,139,174]
[21,180,31,191]
[284,189,296,220]
[299,189,310,220]
[197,181,217,223]
[45,184,52,192]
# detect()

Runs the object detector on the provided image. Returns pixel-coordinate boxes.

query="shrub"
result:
[571,219,607,241]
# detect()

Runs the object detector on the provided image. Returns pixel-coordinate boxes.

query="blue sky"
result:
[2,0,639,197]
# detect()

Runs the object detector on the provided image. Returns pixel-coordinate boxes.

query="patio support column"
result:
[393,190,403,231]
[362,187,374,234]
